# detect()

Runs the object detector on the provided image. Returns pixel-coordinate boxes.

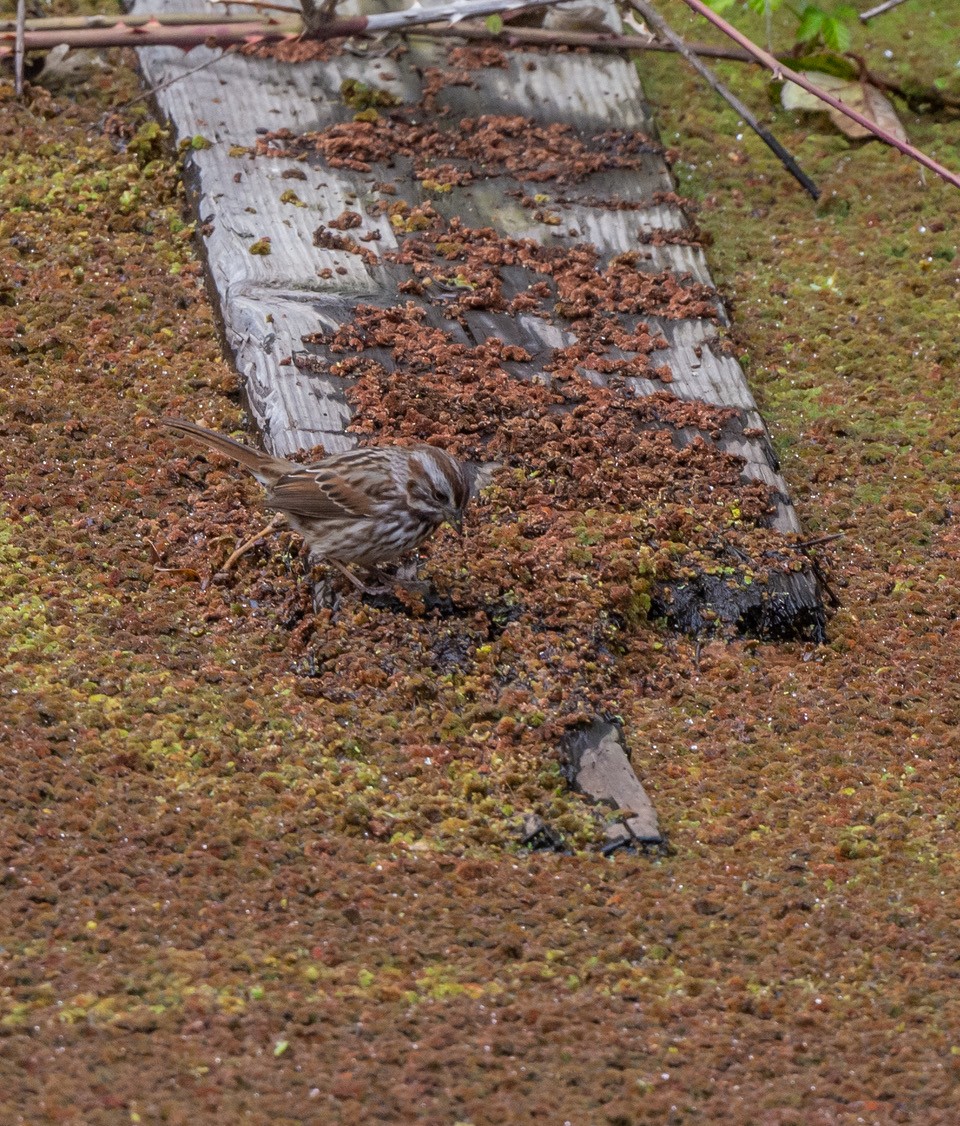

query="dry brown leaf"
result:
[781,73,908,144]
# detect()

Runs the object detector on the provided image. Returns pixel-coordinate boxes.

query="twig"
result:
[0,11,739,54]
[0,12,707,54]
[626,0,819,199]
[324,556,375,593]
[846,51,960,112]
[0,0,580,54]
[420,21,960,109]
[0,12,286,29]
[424,21,740,55]
[810,556,841,608]
[6,10,957,114]
[300,0,341,35]
[794,531,845,551]
[119,43,240,110]
[678,0,960,192]
[859,0,910,20]
[6,7,956,116]
[221,513,284,572]
[14,0,24,95]
[208,0,301,12]
[0,17,303,52]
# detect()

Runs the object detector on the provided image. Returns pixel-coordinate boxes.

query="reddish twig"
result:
[0,0,580,55]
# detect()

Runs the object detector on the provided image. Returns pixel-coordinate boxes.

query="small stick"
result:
[794,531,845,551]
[4,14,955,109]
[208,0,300,11]
[626,0,820,200]
[321,557,424,596]
[120,43,240,111]
[14,0,24,95]
[324,556,375,592]
[221,512,284,572]
[0,12,281,28]
[810,557,842,608]
[859,0,909,20]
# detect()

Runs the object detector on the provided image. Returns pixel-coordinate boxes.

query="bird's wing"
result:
[266,468,379,520]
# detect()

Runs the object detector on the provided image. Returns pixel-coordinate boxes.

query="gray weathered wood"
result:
[562,720,662,845]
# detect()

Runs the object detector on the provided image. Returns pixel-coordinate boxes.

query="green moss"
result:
[339,78,402,111]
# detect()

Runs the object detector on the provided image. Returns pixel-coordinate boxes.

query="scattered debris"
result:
[519,812,568,851]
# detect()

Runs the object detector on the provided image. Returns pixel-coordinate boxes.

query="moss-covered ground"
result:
[1,2,960,1121]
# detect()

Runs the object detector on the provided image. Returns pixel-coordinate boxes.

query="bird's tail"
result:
[161,417,294,487]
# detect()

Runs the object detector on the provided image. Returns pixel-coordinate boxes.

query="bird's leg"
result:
[220,513,285,573]
[323,557,388,595]
[323,558,431,597]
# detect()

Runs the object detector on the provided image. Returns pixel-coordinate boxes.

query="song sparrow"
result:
[161,418,492,588]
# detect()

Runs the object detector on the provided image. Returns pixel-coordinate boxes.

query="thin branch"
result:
[626,0,819,199]
[794,532,845,550]
[221,513,285,573]
[0,11,718,51]
[0,0,579,54]
[14,0,24,95]
[299,0,337,35]
[120,43,241,110]
[859,0,910,20]
[208,0,301,12]
[0,12,287,29]
[422,20,745,57]
[678,0,960,192]
[0,11,719,52]
[0,19,305,53]
[846,51,960,112]
[419,21,960,109]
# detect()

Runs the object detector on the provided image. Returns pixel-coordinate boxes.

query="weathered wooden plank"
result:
[135,0,820,634]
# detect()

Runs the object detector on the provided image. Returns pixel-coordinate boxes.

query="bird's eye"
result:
[432,487,448,503]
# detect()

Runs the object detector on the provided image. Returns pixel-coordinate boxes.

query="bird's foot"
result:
[313,558,428,598]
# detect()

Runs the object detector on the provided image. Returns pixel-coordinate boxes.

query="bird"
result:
[160,417,492,591]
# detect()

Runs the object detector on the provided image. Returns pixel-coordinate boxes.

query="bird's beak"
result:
[447,510,464,535]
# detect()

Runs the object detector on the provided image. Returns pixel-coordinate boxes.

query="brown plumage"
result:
[161,418,489,584]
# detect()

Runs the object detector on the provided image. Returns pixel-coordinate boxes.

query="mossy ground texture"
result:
[1,2,960,1121]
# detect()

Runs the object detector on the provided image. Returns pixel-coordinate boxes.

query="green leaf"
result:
[822,15,852,52]
[485,13,503,32]
[705,0,738,11]
[796,5,826,43]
